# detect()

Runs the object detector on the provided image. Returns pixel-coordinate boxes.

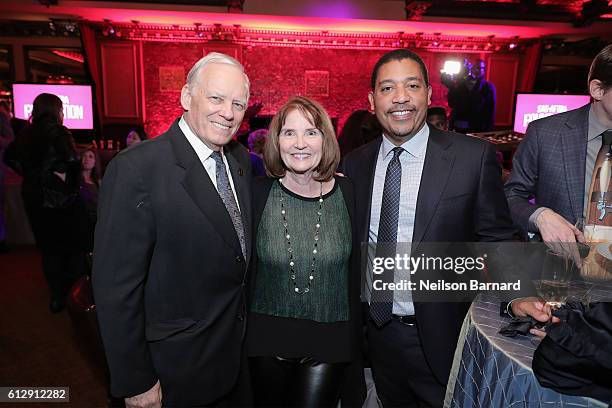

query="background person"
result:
[442,58,496,133]
[0,100,14,252]
[247,128,268,177]
[125,127,147,148]
[77,147,101,254]
[337,109,381,157]
[10,93,82,313]
[426,106,449,131]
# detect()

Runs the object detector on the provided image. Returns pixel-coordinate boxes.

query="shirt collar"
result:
[381,123,429,159]
[179,115,222,160]
[588,104,609,142]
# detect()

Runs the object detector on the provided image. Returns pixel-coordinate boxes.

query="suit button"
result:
[235,256,242,263]
[237,314,244,321]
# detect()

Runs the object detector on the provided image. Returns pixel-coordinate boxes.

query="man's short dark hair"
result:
[427,106,447,118]
[588,44,612,90]
[371,49,429,90]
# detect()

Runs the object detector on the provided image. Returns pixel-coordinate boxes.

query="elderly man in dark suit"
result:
[93,52,252,407]
[341,49,538,407]
[505,44,611,275]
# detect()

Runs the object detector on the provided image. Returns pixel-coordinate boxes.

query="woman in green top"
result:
[247,96,364,407]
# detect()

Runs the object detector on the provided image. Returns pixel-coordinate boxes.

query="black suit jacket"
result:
[341,125,517,384]
[92,119,252,405]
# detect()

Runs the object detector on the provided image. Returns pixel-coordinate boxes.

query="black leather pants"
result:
[249,356,346,407]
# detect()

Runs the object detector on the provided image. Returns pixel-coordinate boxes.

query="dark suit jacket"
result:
[341,125,517,384]
[92,119,252,405]
[505,104,590,236]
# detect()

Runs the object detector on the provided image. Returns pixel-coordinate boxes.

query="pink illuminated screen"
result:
[12,84,94,130]
[513,93,589,134]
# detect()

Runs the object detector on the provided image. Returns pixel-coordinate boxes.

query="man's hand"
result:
[536,209,584,267]
[511,297,559,338]
[125,380,162,408]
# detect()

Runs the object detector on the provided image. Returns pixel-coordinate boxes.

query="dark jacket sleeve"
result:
[92,154,158,397]
[474,141,535,300]
[476,141,517,242]
[45,124,79,174]
[504,122,544,236]
[337,176,367,408]
[533,302,612,403]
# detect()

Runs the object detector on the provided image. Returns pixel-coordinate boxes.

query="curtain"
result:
[518,41,543,92]
[79,22,104,139]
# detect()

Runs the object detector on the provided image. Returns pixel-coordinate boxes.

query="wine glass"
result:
[537,248,580,309]
[529,249,575,346]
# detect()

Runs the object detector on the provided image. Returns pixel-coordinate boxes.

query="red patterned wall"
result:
[141,42,518,137]
[243,47,379,128]
[142,42,201,137]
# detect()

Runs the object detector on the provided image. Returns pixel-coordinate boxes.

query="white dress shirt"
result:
[366,124,429,315]
[179,116,241,211]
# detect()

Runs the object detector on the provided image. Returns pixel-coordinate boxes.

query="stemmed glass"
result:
[537,248,579,309]
[530,248,579,346]
[536,218,585,308]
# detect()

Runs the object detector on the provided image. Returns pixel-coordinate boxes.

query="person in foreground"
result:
[341,48,543,407]
[247,96,365,407]
[93,52,252,407]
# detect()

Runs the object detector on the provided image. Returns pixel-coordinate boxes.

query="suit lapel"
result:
[561,105,589,221]
[168,122,244,257]
[413,129,455,247]
[357,139,383,243]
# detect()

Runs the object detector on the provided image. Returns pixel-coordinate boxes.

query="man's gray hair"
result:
[186,52,250,96]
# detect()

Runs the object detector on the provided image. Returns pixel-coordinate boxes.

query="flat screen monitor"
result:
[12,83,94,130]
[513,93,590,134]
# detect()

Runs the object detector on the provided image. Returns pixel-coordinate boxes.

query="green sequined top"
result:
[251,180,351,322]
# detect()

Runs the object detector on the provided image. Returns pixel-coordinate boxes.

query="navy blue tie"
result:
[370,147,403,327]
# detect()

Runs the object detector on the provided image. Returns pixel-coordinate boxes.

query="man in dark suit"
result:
[93,52,252,407]
[341,49,538,407]
[505,44,612,250]
[504,44,612,338]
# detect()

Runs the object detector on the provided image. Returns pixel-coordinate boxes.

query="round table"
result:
[444,290,610,408]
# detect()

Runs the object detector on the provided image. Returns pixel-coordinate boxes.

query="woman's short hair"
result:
[264,96,340,182]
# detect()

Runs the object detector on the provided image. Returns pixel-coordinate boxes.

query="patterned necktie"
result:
[210,151,246,257]
[370,147,404,327]
[586,130,612,227]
